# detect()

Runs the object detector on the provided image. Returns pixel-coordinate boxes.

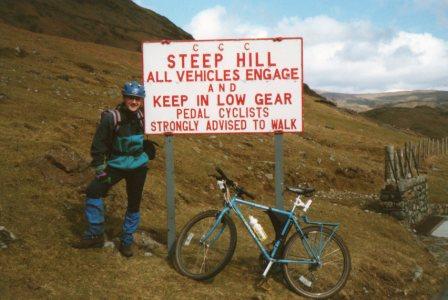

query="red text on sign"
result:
[254,93,292,105]
[153,95,188,107]
[236,52,276,67]
[167,53,224,69]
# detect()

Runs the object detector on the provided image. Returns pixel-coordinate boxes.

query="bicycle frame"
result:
[200,193,340,277]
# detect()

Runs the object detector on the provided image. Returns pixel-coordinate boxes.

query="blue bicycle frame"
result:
[201,194,340,274]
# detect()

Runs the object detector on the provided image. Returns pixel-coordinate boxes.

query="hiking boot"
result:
[72,235,105,249]
[119,243,133,257]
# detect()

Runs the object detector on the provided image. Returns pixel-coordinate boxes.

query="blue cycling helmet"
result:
[122,81,145,98]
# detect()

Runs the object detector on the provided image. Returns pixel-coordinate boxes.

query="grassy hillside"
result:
[0,23,446,298]
[362,106,448,138]
[0,0,192,51]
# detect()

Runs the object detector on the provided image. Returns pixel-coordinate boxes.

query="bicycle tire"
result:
[282,226,351,299]
[174,210,237,280]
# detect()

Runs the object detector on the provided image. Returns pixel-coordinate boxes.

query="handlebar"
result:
[215,167,256,200]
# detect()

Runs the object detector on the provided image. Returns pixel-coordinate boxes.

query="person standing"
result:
[73,81,148,257]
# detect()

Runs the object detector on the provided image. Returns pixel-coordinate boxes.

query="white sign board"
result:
[142,38,303,134]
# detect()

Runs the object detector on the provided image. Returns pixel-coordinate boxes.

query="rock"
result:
[103,241,115,249]
[0,93,7,102]
[144,252,153,257]
[44,144,89,173]
[335,166,362,179]
[134,230,162,251]
[0,226,17,249]
[412,265,423,281]
[15,46,27,57]
[264,173,274,180]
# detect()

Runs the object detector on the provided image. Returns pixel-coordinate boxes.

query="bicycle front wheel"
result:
[174,210,237,280]
[282,226,351,299]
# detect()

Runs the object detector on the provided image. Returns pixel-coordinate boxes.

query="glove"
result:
[95,164,109,183]
[95,164,107,176]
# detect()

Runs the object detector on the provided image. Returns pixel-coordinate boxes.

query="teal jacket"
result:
[90,104,148,170]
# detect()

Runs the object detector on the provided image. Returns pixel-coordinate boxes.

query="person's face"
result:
[123,96,144,112]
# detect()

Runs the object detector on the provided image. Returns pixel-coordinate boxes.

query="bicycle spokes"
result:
[283,227,350,298]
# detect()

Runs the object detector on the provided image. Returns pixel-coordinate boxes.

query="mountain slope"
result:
[362,106,448,138]
[0,0,192,51]
[0,22,446,298]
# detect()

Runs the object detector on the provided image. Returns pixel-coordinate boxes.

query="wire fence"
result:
[385,137,448,183]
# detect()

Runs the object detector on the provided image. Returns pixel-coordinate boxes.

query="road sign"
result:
[142,38,303,134]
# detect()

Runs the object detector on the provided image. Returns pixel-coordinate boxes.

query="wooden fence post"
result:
[386,145,397,183]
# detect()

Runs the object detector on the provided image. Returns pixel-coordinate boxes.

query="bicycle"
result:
[173,167,351,299]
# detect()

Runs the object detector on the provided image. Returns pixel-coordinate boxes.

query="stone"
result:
[412,265,423,282]
[0,93,7,100]
[134,230,162,250]
[0,226,17,250]
[45,144,89,173]
[103,241,115,249]
[264,173,274,180]
[391,211,406,220]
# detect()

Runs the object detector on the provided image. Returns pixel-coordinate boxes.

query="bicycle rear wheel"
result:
[282,226,351,299]
[174,210,237,280]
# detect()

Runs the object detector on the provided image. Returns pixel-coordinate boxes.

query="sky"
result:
[133,0,448,93]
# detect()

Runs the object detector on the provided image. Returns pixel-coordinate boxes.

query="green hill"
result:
[362,106,448,138]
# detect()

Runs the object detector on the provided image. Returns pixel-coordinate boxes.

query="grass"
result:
[0,22,447,298]
[425,156,448,204]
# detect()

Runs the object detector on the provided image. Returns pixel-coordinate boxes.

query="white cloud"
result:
[185,7,448,92]
[185,6,269,39]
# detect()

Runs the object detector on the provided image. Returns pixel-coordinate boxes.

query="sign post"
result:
[164,133,175,252]
[142,38,303,252]
[274,131,284,209]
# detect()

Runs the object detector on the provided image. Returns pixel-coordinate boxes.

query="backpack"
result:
[101,108,159,160]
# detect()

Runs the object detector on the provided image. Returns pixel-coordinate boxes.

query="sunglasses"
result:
[125,96,144,101]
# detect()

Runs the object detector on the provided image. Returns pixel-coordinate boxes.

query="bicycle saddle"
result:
[286,186,315,196]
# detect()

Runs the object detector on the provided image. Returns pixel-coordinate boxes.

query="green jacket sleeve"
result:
[90,113,115,167]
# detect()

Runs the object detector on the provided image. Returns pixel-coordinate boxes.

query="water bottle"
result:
[249,215,267,241]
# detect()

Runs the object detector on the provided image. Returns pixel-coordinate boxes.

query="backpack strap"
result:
[107,109,121,133]
[136,109,144,131]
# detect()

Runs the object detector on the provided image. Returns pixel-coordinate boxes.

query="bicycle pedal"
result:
[256,277,272,292]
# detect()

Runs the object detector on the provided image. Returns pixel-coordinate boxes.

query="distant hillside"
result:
[319,90,448,112]
[0,0,192,51]
[362,106,448,138]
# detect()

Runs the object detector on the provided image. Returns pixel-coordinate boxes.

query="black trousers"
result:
[86,165,148,212]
